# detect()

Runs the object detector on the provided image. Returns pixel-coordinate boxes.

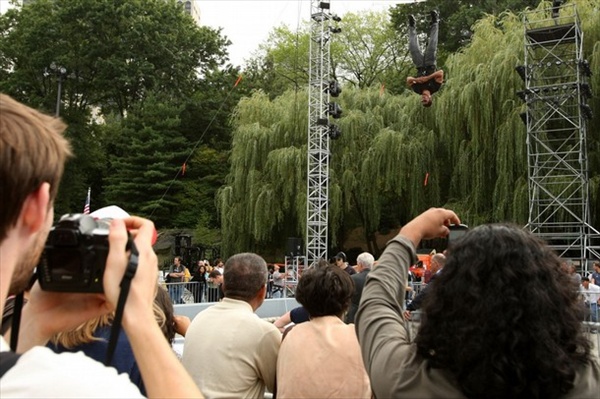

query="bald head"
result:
[431,253,446,274]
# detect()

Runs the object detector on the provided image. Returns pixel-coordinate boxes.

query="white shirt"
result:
[581,283,600,303]
[272,270,285,286]
[0,337,143,398]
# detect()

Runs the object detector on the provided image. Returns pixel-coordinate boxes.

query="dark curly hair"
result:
[296,264,354,318]
[415,224,591,399]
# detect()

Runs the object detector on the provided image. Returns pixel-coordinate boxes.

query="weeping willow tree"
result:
[435,0,600,226]
[435,9,528,225]
[219,0,600,257]
[216,91,309,256]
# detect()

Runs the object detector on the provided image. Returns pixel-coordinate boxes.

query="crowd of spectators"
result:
[2,94,599,398]
[163,257,230,304]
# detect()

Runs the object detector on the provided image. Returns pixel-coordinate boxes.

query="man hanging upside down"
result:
[406,11,444,107]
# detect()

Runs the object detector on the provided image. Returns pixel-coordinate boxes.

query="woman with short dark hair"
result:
[276,265,371,398]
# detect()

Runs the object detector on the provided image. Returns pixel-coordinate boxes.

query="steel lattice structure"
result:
[305,1,334,266]
[521,3,599,269]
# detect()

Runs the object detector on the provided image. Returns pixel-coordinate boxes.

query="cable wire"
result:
[149,76,243,218]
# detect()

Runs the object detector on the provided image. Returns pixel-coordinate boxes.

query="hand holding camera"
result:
[104,216,159,328]
[399,208,461,247]
[19,213,158,350]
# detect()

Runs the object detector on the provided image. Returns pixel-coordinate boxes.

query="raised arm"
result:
[355,208,459,398]
[432,69,444,84]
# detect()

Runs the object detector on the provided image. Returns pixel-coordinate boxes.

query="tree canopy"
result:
[0,0,237,230]
[389,0,540,66]
[0,0,230,116]
[243,9,410,97]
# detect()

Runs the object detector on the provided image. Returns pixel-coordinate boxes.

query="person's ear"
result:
[257,284,267,300]
[19,182,51,234]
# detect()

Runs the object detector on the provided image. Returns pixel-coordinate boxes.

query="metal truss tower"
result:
[305,1,341,266]
[520,3,599,269]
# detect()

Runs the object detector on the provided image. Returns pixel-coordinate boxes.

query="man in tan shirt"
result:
[182,253,280,398]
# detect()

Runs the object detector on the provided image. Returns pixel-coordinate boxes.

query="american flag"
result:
[83,187,91,214]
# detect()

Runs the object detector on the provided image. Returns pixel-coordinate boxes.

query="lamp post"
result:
[45,62,68,116]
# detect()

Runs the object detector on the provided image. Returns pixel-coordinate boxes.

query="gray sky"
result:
[199,1,406,65]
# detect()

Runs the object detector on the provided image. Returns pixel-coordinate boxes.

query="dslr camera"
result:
[38,214,109,293]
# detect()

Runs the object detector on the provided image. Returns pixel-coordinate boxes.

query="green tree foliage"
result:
[219,0,600,258]
[180,66,246,151]
[103,93,188,226]
[217,90,308,256]
[332,10,409,92]
[53,113,107,217]
[243,10,408,96]
[241,24,309,99]
[389,0,539,66]
[0,0,229,117]
[175,145,229,231]
[0,0,235,228]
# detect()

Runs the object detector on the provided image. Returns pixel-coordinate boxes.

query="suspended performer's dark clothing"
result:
[408,20,439,69]
[408,20,441,95]
[411,69,442,95]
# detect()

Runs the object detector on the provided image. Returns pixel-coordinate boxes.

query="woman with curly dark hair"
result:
[355,208,599,399]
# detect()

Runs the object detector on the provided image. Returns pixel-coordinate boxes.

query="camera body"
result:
[38,214,109,293]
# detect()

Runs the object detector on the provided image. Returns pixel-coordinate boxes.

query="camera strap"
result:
[104,239,139,367]
[9,292,24,352]
[9,273,37,352]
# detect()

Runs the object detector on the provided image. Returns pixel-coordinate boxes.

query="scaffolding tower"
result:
[519,3,599,270]
[305,0,341,266]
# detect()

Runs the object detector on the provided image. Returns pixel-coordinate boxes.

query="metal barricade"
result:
[164,282,220,304]
[580,290,599,355]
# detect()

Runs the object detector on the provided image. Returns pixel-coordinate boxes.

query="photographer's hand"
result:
[104,217,202,399]
[103,217,158,318]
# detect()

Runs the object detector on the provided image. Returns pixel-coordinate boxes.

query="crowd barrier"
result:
[164,281,298,305]
[162,282,218,304]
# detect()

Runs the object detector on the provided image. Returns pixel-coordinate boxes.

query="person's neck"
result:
[0,236,20,316]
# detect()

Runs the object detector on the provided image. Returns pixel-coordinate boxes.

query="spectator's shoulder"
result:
[259,317,281,334]
[2,347,143,398]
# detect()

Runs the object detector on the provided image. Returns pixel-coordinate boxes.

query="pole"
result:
[55,74,62,117]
